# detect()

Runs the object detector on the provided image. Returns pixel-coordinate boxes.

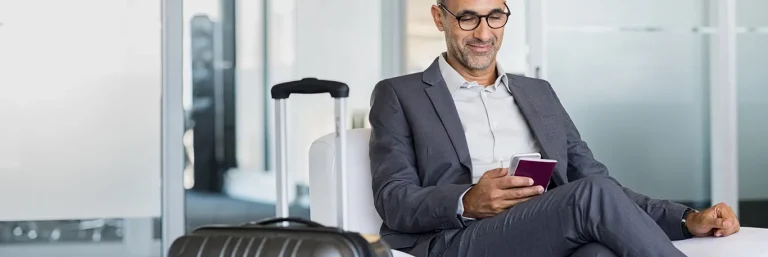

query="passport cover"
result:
[514,159,557,189]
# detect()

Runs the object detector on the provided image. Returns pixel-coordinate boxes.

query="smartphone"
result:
[508,153,541,175]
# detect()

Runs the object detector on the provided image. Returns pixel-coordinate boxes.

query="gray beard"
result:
[447,40,497,71]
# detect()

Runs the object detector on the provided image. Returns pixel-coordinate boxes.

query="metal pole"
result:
[335,98,348,230]
[275,99,290,219]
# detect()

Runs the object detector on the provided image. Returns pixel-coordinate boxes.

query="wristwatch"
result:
[681,208,698,239]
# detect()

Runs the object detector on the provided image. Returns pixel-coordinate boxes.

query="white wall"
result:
[0,0,161,220]
[290,0,383,186]
[234,0,266,172]
[496,0,528,74]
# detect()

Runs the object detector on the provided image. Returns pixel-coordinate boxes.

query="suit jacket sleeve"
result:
[368,79,472,233]
[543,80,690,241]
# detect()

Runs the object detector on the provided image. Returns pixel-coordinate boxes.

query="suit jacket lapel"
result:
[423,59,472,172]
[506,77,558,161]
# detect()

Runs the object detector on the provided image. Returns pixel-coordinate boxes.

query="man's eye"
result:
[489,14,505,20]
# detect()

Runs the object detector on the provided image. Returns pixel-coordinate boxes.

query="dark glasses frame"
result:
[438,3,511,31]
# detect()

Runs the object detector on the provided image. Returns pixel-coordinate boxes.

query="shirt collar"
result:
[437,52,509,94]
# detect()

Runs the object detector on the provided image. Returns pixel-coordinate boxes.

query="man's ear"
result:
[431,5,445,32]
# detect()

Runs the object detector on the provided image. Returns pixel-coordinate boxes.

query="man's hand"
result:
[685,202,741,237]
[461,168,545,219]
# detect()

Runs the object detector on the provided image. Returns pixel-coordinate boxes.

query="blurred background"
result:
[0,0,765,256]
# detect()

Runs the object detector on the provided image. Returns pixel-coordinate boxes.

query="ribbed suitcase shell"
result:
[168,225,392,257]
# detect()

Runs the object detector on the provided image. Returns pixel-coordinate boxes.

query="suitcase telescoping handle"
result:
[270,78,349,99]
[270,78,350,230]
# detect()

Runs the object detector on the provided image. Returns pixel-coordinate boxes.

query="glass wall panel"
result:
[736,0,768,228]
[546,0,711,27]
[540,0,715,208]
[0,0,163,256]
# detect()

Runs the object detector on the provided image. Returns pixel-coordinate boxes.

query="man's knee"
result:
[572,175,621,193]
[568,176,624,205]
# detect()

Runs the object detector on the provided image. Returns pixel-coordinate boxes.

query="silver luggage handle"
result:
[271,78,350,230]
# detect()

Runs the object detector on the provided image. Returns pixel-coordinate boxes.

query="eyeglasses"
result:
[438,3,511,31]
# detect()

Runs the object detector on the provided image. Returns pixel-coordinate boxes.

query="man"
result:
[368,0,741,256]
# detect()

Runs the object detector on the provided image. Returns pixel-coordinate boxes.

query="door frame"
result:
[161,0,187,254]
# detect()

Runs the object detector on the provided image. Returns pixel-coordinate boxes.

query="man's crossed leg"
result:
[432,176,687,257]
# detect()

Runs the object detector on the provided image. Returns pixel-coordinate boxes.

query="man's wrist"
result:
[457,187,475,221]
[681,208,698,239]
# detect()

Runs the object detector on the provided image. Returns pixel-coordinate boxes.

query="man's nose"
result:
[472,18,494,42]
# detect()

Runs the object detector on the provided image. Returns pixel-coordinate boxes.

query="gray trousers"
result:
[430,176,687,257]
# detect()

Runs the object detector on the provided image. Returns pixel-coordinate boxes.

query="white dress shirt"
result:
[436,53,540,218]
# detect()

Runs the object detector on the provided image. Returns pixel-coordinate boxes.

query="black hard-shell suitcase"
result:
[167,78,393,257]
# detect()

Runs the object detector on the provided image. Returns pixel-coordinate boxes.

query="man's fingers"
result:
[501,186,544,199]
[720,216,740,236]
[728,222,741,235]
[483,168,509,179]
[717,225,740,237]
[714,225,739,237]
[713,203,740,236]
[721,205,739,221]
[714,228,726,237]
[707,217,727,228]
[722,219,733,228]
[499,176,534,189]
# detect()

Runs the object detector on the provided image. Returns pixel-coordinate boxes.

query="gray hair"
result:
[437,0,446,5]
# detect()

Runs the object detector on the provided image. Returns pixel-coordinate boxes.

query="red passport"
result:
[513,159,557,190]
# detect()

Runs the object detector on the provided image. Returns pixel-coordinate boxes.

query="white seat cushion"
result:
[308,128,768,256]
[383,228,768,257]
[672,227,768,256]
[308,128,382,234]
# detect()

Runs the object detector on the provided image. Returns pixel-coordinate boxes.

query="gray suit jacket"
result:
[368,58,689,253]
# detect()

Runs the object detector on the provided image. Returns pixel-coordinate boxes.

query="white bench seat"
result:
[309,129,768,257]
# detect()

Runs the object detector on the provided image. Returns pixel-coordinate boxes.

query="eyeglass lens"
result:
[458,11,508,30]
